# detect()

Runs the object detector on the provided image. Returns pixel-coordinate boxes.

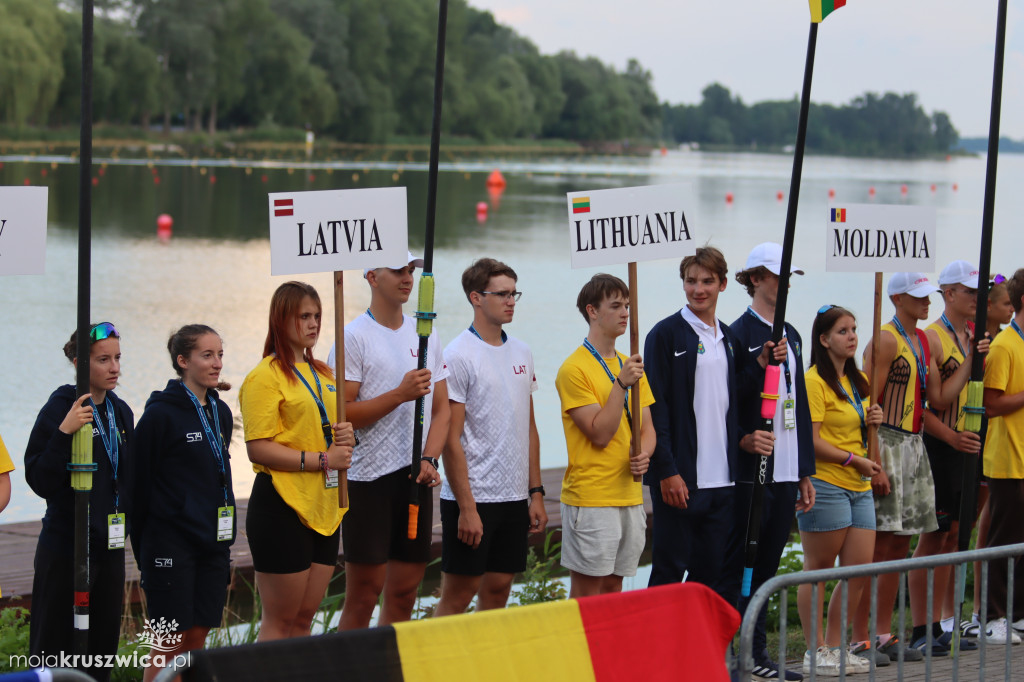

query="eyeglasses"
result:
[991,274,1006,285]
[89,322,120,342]
[817,304,837,314]
[479,290,522,302]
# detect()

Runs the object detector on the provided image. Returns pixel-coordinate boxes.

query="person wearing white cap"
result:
[853,272,947,658]
[908,260,991,652]
[328,252,451,630]
[727,242,816,680]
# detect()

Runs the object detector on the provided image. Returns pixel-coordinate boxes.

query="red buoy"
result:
[900,184,908,195]
[725,192,734,204]
[952,183,959,192]
[485,170,506,189]
[868,186,876,197]
[930,184,937,192]
[828,188,836,199]
[157,214,173,242]
[776,191,784,201]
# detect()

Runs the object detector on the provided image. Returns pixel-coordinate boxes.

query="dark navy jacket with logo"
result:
[25,385,135,554]
[132,380,235,553]
[643,311,739,489]
[729,312,815,483]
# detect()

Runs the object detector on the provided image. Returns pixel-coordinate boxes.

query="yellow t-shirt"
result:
[983,326,1024,479]
[806,366,871,492]
[0,433,13,475]
[555,346,655,507]
[239,356,345,535]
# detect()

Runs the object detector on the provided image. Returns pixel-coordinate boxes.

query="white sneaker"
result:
[984,618,1022,645]
[803,646,842,677]
[841,649,871,674]
[1012,617,1024,633]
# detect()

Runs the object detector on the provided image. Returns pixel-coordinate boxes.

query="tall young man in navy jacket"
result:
[728,242,816,681]
[644,246,739,602]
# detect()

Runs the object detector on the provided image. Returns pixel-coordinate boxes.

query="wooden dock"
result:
[0,467,654,608]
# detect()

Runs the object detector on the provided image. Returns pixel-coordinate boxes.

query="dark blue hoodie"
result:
[132,380,235,553]
[25,385,135,555]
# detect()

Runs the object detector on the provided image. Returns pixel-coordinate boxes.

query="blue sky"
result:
[468,0,1024,139]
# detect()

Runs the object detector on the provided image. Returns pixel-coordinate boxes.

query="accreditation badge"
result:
[107,513,126,549]
[217,506,235,542]
[324,468,339,489]
[783,398,796,430]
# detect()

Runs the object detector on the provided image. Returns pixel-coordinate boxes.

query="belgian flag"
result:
[181,583,739,681]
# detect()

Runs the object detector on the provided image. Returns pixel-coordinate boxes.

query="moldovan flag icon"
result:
[831,207,847,223]
[572,196,591,214]
[177,583,740,681]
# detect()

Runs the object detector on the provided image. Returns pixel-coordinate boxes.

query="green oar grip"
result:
[70,423,95,491]
[416,273,436,337]
[964,380,985,433]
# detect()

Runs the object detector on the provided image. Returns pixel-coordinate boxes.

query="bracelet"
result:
[616,377,628,390]
[842,452,854,467]
[300,451,306,471]
[319,452,327,471]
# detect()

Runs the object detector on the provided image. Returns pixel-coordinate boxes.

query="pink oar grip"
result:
[760,364,782,419]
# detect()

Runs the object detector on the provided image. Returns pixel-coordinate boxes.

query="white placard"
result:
[268,187,408,276]
[566,184,696,269]
[0,186,48,275]
[825,203,936,273]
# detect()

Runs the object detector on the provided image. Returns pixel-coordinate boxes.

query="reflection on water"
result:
[2,151,1023,523]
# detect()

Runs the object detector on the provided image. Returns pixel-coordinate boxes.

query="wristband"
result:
[616,377,628,390]
[300,451,306,471]
[319,452,327,471]
[842,452,854,467]
[529,486,546,497]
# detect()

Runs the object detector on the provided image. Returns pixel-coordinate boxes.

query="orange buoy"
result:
[952,183,958,192]
[776,191,784,201]
[868,186,876,197]
[828,188,835,199]
[660,146,668,156]
[485,170,506,189]
[725,192,734,204]
[900,184,908,195]
[157,214,173,242]
[930,184,937,192]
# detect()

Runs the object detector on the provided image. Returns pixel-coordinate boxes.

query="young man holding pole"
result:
[910,260,988,652]
[332,253,451,629]
[729,243,815,680]
[555,273,654,597]
[434,258,546,616]
[854,272,945,660]
[643,246,738,602]
[981,268,1024,645]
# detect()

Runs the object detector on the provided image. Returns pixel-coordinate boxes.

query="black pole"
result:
[958,0,1007,554]
[408,0,448,540]
[73,0,95,656]
[741,21,818,598]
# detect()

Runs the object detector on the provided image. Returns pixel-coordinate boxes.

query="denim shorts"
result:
[796,478,875,532]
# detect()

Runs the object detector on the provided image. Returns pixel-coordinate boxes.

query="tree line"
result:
[2,0,958,155]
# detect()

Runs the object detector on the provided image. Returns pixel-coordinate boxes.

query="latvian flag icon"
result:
[274,198,294,217]
[831,207,846,223]
[572,197,591,214]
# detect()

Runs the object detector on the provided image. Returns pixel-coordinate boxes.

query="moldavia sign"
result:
[566,184,696,269]
[825,203,936,273]
[268,187,408,276]
[0,186,48,275]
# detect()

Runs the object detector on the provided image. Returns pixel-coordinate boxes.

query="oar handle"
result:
[334,270,348,509]
[628,263,642,482]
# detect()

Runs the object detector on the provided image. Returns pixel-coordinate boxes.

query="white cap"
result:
[887,272,941,298]
[743,242,804,276]
[363,251,425,278]
[938,260,980,288]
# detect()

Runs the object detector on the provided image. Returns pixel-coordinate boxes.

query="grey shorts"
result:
[560,503,647,578]
[874,426,939,535]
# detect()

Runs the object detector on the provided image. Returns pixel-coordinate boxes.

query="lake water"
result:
[2,149,1023,523]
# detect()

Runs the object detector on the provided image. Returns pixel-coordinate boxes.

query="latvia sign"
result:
[268,187,408,276]
[566,184,696,269]
[825,203,936,273]
[0,186,48,275]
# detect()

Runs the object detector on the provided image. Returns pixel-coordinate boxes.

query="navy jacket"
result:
[643,311,739,489]
[25,385,135,554]
[729,311,815,483]
[132,380,235,553]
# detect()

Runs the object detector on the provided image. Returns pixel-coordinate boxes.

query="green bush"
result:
[0,607,31,673]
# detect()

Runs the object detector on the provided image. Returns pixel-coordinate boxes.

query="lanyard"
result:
[291,362,333,449]
[940,313,967,359]
[89,397,120,509]
[746,307,793,398]
[366,308,375,321]
[1012,319,1024,345]
[890,316,927,399]
[181,382,228,505]
[582,339,632,427]
[469,324,507,344]
[836,375,867,449]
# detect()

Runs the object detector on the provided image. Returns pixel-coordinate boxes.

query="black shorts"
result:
[140,530,230,630]
[246,472,341,574]
[923,432,966,532]
[440,499,529,576]
[342,467,432,564]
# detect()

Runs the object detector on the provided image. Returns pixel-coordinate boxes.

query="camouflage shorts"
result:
[874,426,939,535]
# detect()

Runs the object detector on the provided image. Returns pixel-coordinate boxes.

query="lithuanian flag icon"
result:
[831,207,846,223]
[182,583,740,681]
[572,196,591,214]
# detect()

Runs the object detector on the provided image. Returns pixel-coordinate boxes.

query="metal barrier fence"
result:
[738,542,1024,681]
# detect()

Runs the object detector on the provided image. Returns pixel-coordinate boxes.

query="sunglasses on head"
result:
[817,304,837,315]
[89,322,120,342]
[991,274,1006,285]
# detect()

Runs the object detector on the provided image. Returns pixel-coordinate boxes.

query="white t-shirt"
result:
[335,312,448,481]
[440,329,538,503]
[681,306,733,489]
[745,308,800,483]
